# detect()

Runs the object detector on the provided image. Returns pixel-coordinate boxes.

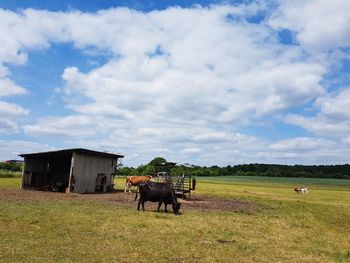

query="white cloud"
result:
[52,6,327,131]
[181,148,201,154]
[193,131,228,143]
[0,88,28,134]
[344,137,350,145]
[0,3,349,165]
[0,78,27,97]
[269,0,350,51]
[285,88,350,138]
[316,89,350,121]
[269,137,336,151]
[0,140,54,161]
[0,101,29,116]
[0,118,19,134]
[0,79,28,134]
[23,115,94,137]
[257,147,350,165]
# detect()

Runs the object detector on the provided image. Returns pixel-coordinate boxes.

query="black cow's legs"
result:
[137,200,141,210]
[137,199,146,211]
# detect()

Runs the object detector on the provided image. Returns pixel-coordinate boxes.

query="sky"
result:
[1,0,350,166]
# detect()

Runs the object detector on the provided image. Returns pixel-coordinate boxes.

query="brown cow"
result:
[124,176,152,193]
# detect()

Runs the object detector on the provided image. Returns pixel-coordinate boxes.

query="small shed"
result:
[19,148,124,193]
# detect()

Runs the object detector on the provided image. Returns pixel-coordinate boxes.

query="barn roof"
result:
[19,148,124,159]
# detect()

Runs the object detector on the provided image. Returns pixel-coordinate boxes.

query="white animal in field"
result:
[293,187,309,194]
[301,187,308,194]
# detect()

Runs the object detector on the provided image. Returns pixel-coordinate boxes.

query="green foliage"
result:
[117,157,168,176]
[0,162,22,178]
[117,166,138,176]
[118,158,350,179]
[143,165,156,175]
[0,162,22,172]
[226,164,350,179]
[148,157,167,167]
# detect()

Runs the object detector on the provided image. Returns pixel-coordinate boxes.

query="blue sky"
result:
[0,0,218,12]
[1,0,350,166]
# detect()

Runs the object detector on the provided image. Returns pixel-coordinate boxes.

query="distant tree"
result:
[0,162,22,172]
[143,165,156,175]
[141,157,168,175]
[137,164,146,175]
[148,157,167,167]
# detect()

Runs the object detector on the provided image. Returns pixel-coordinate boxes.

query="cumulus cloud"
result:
[316,89,350,121]
[285,88,350,139]
[0,78,28,134]
[344,137,350,145]
[23,115,94,137]
[181,148,201,154]
[0,96,28,134]
[0,101,29,116]
[269,0,350,51]
[269,137,336,151]
[51,5,327,128]
[0,99,28,135]
[0,79,27,97]
[0,140,54,160]
[0,3,349,165]
[0,118,19,134]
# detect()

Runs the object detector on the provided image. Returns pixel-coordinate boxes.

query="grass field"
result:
[0,177,349,263]
[197,175,350,186]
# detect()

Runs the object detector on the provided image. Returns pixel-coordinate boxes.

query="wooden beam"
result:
[20,158,26,189]
[66,152,75,193]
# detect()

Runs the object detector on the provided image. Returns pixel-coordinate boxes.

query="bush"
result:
[0,170,22,178]
[0,162,22,172]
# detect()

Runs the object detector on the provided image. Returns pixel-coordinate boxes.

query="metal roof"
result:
[19,148,124,159]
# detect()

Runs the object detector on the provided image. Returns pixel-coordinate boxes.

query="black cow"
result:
[135,182,181,215]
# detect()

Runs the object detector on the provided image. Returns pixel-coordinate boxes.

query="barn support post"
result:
[20,158,26,189]
[111,158,118,189]
[66,152,75,193]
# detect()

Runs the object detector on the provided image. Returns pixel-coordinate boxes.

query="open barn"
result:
[19,148,123,193]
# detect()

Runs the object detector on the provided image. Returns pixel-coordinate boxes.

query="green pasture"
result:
[0,177,349,263]
[197,175,350,186]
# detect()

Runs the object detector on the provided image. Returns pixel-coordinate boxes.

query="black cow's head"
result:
[172,202,181,215]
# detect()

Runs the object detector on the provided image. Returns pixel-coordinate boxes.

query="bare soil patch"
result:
[0,188,262,213]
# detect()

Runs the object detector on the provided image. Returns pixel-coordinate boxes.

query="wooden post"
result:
[66,152,75,193]
[20,158,26,189]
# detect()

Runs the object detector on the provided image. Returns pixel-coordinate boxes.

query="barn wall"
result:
[25,157,45,173]
[22,157,45,187]
[72,152,117,193]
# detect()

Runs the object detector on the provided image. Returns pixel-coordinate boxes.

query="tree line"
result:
[0,162,23,178]
[2,158,348,179]
[118,157,350,179]
[0,162,22,172]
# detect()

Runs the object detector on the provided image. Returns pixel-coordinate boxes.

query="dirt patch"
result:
[180,195,262,213]
[0,188,262,213]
